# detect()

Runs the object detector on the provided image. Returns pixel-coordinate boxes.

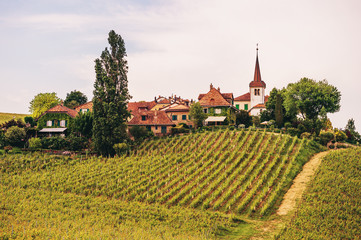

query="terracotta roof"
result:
[128,111,175,126]
[74,101,93,112]
[128,101,157,114]
[198,85,233,107]
[252,103,266,109]
[157,99,171,104]
[161,103,190,112]
[234,92,250,101]
[249,52,266,88]
[264,95,269,103]
[42,104,78,118]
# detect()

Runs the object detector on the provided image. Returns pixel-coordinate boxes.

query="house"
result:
[151,95,191,111]
[37,104,78,137]
[234,48,269,115]
[128,101,157,121]
[127,110,175,135]
[198,84,237,125]
[160,103,193,128]
[75,101,93,113]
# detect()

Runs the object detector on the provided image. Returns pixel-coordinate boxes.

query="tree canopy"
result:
[92,30,131,156]
[189,102,207,128]
[29,92,61,119]
[284,78,341,121]
[64,90,88,109]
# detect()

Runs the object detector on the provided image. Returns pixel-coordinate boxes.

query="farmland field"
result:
[0,112,28,124]
[0,129,324,239]
[277,147,361,239]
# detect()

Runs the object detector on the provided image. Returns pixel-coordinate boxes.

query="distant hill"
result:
[0,112,29,124]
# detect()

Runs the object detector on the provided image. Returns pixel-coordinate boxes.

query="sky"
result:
[1,0,361,131]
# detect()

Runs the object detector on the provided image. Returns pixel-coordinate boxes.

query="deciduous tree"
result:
[92,30,131,156]
[189,102,207,128]
[64,90,88,109]
[29,92,61,119]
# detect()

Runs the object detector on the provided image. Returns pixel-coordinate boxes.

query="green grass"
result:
[277,148,361,239]
[0,129,324,239]
[0,112,28,124]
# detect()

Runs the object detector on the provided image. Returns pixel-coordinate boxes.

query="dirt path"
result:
[276,151,329,216]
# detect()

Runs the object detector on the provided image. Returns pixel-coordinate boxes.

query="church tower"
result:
[249,46,266,109]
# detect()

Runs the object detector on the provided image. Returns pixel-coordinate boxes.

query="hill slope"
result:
[0,129,324,238]
[277,147,361,239]
[0,112,28,124]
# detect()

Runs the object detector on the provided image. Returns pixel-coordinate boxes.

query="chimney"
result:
[210,83,213,90]
[217,87,220,92]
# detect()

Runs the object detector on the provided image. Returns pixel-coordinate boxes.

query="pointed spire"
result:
[249,45,266,88]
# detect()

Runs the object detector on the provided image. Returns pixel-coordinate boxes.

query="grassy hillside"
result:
[0,112,28,124]
[0,129,324,239]
[277,147,361,239]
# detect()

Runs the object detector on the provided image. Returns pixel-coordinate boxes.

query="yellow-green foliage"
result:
[0,112,28,124]
[0,129,324,238]
[277,148,361,239]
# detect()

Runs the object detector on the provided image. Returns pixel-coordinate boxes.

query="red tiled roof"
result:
[128,111,175,126]
[198,85,233,107]
[162,103,190,112]
[128,101,157,114]
[42,104,78,118]
[234,92,250,101]
[75,101,93,112]
[252,103,266,109]
[264,95,269,103]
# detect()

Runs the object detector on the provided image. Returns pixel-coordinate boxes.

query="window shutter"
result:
[52,120,54,126]
[65,120,68,127]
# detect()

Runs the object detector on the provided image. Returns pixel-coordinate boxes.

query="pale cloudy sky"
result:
[1,0,361,130]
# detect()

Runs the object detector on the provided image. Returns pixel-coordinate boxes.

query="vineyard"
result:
[277,147,361,239]
[0,129,324,239]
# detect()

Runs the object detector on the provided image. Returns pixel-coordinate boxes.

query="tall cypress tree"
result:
[275,93,284,128]
[93,30,131,156]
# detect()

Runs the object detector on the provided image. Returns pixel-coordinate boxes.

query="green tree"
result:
[5,126,26,147]
[129,125,150,141]
[189,102,207,128]
[29,92,61,119]
[265,87,295,124]
[275,92,283,128]
[284,78,341,121]
[64,90,88,109]
[71,112,93,138]
[93,30,131,156]
[235,110,252,128]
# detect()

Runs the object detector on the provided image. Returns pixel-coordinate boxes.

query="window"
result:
[161,126,167,134]
[204,108,208,113]
[155,126,158,130]
[46,121,52,127]
[141,116,146,121]
[172,115,177,121]
[215,108,221,114]
[146,126,151,131]
[254,89,260,96]
[60,120,66,127]
[189,115,191,120]
[182,115,187,120]
[236,104,239,109]
[244,104,248,110]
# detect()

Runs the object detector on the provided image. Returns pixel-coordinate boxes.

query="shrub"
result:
[113,143,129,155]
[28,137,42,150]
[5,126,26,147]
[286,127,300,137]
[171,124,190,135]
[0,131,5,149]
[66,135,87,151]
[300,132,312,139]
[334,129,347,142]
[319,131,334,145]
[41,137,67,150]
[284,122,292,129]
[129,126,150,141]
